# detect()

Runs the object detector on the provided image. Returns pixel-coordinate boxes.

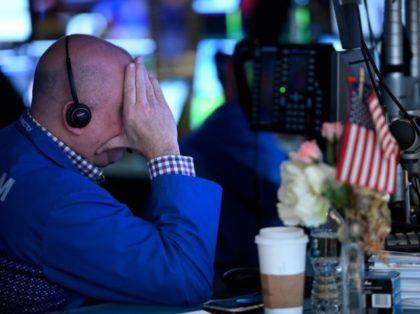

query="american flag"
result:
[336,76,400,194]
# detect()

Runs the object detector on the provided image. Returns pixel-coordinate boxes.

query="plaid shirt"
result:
[28,111,195,182]
[147,155,195,179]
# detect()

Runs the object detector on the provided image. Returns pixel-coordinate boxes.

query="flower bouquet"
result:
[276,124,392,255]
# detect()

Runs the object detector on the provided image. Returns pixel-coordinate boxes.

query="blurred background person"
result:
[180,0,292,281]
[0,69,26,129]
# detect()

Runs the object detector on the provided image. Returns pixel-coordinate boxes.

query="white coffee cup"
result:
[255,226,308,314]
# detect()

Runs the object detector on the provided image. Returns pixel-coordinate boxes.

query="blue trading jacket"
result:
[0,112,222,309]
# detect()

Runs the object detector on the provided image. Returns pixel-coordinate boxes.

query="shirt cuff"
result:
[147,155,196,179]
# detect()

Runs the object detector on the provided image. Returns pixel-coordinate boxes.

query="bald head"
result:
[29,35,134,165]
[31,34,132,123]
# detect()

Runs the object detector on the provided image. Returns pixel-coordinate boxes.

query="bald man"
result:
[0,34,222,311]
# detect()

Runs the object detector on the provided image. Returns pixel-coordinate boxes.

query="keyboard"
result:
[385,232,420,252]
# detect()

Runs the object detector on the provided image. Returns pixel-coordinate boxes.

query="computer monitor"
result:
[233,39,335,138]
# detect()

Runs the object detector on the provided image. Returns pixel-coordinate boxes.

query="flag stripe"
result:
[387,154,396,192]
[368,137,380,189]
[365,132,378,188]
[358,130,373,186]
[350,127,366,185]
[368,93,399,160]
[377,149,388,191]
[337,124,356,182]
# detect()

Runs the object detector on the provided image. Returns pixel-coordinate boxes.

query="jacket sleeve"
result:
[41,174,222,306]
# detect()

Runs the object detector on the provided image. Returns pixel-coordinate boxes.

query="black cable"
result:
[360,40,384,110]
[360,40,420,139]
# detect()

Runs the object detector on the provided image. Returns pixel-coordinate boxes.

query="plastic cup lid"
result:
[259,226,304,238]
[255,226,308,245]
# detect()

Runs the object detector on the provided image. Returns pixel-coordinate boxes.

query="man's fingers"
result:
[144,69,155,106]
[148,73,166,104]
[135,57,147,107]
[124,63,136,107]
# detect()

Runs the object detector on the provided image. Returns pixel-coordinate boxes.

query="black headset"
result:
[65,36,91,128]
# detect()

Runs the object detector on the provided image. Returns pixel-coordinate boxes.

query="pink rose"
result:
[294,140,322,163]
[321,122,343,142]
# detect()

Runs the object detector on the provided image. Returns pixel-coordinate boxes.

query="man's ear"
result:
[62,102,84,135]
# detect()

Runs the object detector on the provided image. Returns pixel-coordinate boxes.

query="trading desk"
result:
[52,300,315,313]
[51,273,415,314]
[52,303,204,314]
[52,302,419,314]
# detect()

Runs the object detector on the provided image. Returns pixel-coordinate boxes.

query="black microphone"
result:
[381,0,419,151]
[389,119,416,150]
[332,0,363,50]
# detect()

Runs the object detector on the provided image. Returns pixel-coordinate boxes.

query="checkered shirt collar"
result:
[27,111,105,183]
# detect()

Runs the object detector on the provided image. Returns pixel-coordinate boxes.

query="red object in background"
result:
[336,76,400,194]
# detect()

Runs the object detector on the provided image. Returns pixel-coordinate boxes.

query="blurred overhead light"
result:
[66,13,108,37]
[192,0,239,14]
[0,0,31,43]
[108,38,156,56]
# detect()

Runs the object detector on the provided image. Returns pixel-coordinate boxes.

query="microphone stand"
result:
[382,0,420,225]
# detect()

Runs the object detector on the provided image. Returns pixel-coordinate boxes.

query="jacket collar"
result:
[15,111,104,183]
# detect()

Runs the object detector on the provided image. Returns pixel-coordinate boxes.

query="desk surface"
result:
[53,303,204,314]
[54,302,419,314]
[52,277,414,314]
[53,300,317,314]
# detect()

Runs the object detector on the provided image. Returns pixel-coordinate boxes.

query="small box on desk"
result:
[364,270,401,314]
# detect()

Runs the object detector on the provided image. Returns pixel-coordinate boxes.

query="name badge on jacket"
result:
[0,172,15,202]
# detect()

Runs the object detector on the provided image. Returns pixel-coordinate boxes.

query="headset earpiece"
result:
[66,102,91,128]
[64,36,91,128]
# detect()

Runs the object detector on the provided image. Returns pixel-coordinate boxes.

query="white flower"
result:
[277,158,335,227]
[277,161,309,207]
[294,193,329,227]
[305,163,335,194]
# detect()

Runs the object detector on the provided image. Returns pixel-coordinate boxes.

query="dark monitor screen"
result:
[234,41,334,137]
